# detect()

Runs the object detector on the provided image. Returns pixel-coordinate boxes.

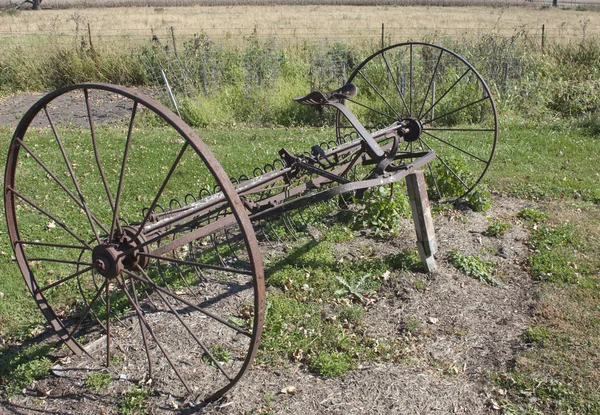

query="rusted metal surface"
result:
[4,42,498,402]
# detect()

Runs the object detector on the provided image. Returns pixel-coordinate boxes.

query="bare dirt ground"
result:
[0,195,536,415]
[0,92,536,414]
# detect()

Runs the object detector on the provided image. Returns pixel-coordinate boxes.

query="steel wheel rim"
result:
[336,42,498,202]
[4,83,265,401]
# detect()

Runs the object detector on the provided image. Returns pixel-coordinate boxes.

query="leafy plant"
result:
[308,351,354,377]
[119,386,153,415]
[85,372,112,392]
[517,208,548,224]
[522,324,553,347]
[448,249,500,286]
[483,220,511,237]
[334,274,374,303]
[352,184,410,236]
[203,345,231,365]
[336,304,365,324]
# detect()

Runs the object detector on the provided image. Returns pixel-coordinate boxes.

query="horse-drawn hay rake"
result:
[4,43,497,401]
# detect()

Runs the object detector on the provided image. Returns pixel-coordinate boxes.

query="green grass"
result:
[491,202,600,413]
[0,343,55,397]
[259,237,418,376]
[447,249,500,286]
[119,386,153,415]
[483,220,511,237]
[488,123,600,203]
[85,372,112,392]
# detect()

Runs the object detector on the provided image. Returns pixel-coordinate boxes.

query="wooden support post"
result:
[406,171,437,272]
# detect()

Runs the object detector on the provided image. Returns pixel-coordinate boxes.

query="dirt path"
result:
[1,195,535,414]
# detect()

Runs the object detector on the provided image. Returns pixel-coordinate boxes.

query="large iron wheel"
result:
[4,84,265,401]
[336,42,498,202]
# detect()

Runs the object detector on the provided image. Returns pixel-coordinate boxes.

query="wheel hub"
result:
[400,118,422,142]
[92,226,150,280]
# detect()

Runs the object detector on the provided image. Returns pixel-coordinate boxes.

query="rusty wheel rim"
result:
[336,42,498,202]
[4,84,265,401]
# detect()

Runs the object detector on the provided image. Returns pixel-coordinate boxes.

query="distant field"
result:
[0,4,599,42]
[2,0,600,7]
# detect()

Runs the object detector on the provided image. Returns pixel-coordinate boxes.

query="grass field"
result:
[0,4,598,42]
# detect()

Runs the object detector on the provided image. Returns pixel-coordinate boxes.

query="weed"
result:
[352,184,410,236]
[517,208,548,225]
[448,249,500,286]
[399,315,422,334]
[109,354,125,365]
[495,373,600,414]
[483,220,511,237]
[413,279,426,291]
[521,324,552,347]
[336,304,365,324]
[308,351,354,377]
[334,274,375,303]
[119,386,153,415]
[203,345,231,365]
[385,249,423,272]
[528,224,582,284]
[85,372,112,392]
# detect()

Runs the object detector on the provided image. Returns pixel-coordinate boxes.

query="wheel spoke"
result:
[14,138,107,239]
[133,267,234,381]
[139,253,252,276]
[422,130,489,164]
[38,266,94,293]
[346,98,396,122]
[128,272,252,337]
[381,51,410,115]
[119,276,192,392]
[419,138,470,191]
[420,67,471,122]
[110,101,137,241]
[85,89,116,215]
[409,43,413,116]
[357,70,401,119]
[417,49,444,119]
[106,282,111,367]
[133,142,190,240]
[15,240,90,250]
[45,107,107,242]
[7,186,92,249]
[67,279,108,344]
[128,277,153,379]
[424,127,495,132]
[424,96,489,126]
[27,258,94,266]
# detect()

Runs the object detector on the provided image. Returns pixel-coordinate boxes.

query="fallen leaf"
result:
[280,385,297,395]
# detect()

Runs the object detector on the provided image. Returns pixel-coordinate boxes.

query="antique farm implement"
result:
[4,43,497,401]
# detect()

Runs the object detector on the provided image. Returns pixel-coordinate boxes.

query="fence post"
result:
[202,50,208,96]
[406,171,437,273]
[381,23,385,49]
[171,26,178,57]
[541,24,545,53]
[87,23,94,51]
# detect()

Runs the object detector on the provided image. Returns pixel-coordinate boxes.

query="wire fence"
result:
[0,24,591,99]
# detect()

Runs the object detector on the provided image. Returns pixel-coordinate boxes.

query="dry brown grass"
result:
[0,4,599,43]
